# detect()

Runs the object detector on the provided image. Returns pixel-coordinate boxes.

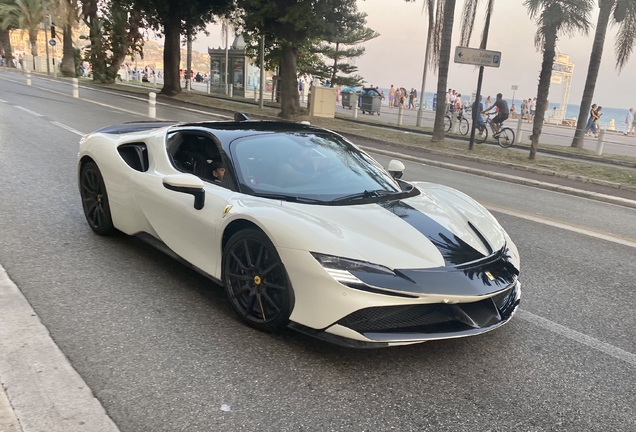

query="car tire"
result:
[79,162,116,236]
[222,229,294,332]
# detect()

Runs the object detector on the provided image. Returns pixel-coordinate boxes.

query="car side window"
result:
[167,130,236,190]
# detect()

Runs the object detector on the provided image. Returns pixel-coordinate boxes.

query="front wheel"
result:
[222,229,294,332]
[444,115,452,132]
[497,127,515,148]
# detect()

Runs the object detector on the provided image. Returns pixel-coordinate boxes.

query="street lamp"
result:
[511,84,518,107]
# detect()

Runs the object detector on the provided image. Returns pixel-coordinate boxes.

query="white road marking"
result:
[51,121,85,136]
[517,310,636,368]
[0,98,7,103]
[14,105,43,117]
[483,202,636,249]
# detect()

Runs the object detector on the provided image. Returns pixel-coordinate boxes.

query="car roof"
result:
[171,120,337,150]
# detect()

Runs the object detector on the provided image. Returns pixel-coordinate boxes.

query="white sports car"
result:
[77,114,521,348]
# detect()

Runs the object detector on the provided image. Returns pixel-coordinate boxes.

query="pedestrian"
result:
[412,89,417,109]
[595,106,603,137]
[408,88,415,109]
[529,97,536,122]
[631,110,636,135]
[18,53,24,71]
[389,85,395,108]
[624,108,634,135]
[585,104,598,137]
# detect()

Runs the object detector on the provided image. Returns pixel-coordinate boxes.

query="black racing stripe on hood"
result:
[379,200,485,267]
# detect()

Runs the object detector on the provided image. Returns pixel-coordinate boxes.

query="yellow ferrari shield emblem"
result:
[485,271,495,281]
[222,205,232,218]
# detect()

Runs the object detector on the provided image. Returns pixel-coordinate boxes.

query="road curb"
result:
[0,265,121,432]
[362,146,636,210]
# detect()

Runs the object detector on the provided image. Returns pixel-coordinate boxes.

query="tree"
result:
[80,0,144,83]
[133,0,232,96]
[421,0,493,142]
[0,0,44,68]
[0,27,13,66]
[0,0,17,67]
[525,0,593,160]
[571,0,636,148]
[236,0,367,118]
[313,26,379,87]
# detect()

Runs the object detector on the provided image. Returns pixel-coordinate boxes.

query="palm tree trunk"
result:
[30,37,37,70]
[0,29,14,67]
[186,27,192,90]
[61,23,75,77]
[432,0,456,142]
[571,0,613,148]
[280,43,301,118]
[161,17,182,96]
[529,28,557,160]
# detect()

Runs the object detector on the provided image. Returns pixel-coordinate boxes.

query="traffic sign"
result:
[454,46,502,68]
[511,85,518,90]
[49,39,56,46]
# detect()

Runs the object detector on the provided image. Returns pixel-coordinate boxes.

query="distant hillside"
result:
[10,28,211,73]
[139,39,210,73]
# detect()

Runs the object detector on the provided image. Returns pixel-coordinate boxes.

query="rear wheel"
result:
[496,127,515,148]
[79,162,116,236]
[222,229,293,332]
[475,124,488,144]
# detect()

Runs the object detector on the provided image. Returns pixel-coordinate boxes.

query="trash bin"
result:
[359,88,382,116]
[341,92,358,109]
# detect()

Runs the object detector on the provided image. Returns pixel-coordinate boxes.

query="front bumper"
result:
[289,281,521,348]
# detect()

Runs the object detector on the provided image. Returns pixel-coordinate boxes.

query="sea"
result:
[368,88,627,129]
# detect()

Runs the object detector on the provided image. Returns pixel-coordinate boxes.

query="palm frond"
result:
[614,0,636,70]
[459,0,479,46]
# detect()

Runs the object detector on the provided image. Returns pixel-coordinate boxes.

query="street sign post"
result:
[454,46,501,68]
[49,39,56,46]
[511,85,518,108]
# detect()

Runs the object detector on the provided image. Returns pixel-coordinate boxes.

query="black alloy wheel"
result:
[222,229,293,332]
[80,162,116,236]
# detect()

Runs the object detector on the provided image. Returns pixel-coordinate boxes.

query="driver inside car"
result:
[209,160,226,184]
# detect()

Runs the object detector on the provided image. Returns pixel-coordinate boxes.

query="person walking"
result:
[624,108,634,135]
[595,106,603,138]
[389,85,395,108]
[585,104,599,136]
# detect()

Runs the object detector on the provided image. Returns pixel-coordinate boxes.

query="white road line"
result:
[0,98,7,103]
[483,203,636,249]
[51,121,85,136]
[14,105,43,117]
[517,310,636,368]
[0,265,121,432]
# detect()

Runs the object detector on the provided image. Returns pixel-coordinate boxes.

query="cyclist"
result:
[472,95,485,131]
[482,93,509,137]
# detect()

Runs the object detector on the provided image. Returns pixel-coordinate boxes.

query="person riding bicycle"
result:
[482,93,509,136]
[472,95,485,129]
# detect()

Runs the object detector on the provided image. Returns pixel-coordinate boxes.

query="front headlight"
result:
[311,253,395,287]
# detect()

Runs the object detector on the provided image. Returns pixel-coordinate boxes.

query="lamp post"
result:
[416,0,436,128]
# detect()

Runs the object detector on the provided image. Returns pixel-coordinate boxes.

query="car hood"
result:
[272,182,508,270]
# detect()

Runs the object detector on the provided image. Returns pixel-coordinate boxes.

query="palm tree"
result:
[0,0,44,68]
[0,0,16,67]
[571,0,636,148]
[431,0,457,142]
[430,0,495,142]
[525,0,593,160]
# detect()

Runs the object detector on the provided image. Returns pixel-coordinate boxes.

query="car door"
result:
[133,129,235,279]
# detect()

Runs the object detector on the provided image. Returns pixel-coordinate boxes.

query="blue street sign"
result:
[493,55,500,64]
[49,39,56,46]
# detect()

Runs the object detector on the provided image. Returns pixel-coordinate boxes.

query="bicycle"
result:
[444,107,470,136]
[474,112,515,148]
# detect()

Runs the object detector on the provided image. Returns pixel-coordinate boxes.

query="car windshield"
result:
[230,132,406,203]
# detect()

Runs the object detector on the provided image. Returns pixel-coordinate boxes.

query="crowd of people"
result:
[388,86,418,109]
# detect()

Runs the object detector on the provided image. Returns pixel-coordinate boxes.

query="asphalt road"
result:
[1,72,636,431]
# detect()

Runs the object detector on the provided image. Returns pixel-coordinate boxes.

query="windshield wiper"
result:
[331,189,398,203]
[253,193,326,204]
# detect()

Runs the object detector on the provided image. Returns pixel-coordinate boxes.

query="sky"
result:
[181,0,636,109]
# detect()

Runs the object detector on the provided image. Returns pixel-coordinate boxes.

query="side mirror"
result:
[234,112,249,122]
[387,159,405,179]
[163,174,205,210]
